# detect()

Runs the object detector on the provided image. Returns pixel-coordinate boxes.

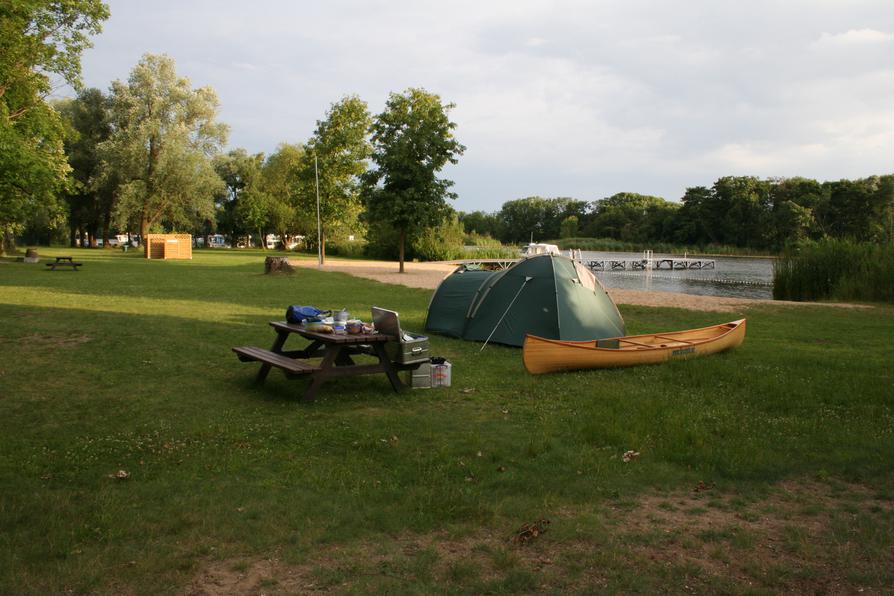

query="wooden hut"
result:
[145,234,192,260]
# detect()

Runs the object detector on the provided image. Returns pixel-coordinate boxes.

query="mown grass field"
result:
[1,248,893,594]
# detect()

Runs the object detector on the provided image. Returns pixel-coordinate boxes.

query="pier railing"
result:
[585,257,715,271]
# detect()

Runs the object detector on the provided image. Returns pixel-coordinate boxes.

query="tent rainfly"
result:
[424,254,625,347]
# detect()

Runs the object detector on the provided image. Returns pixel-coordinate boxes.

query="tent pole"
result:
[480,276,532,351]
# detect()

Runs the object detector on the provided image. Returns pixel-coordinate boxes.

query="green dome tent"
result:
[425,254,625,347]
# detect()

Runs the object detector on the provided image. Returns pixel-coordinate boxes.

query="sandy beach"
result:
[290,257,865,312]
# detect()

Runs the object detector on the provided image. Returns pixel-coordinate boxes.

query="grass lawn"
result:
[1,248,893,594]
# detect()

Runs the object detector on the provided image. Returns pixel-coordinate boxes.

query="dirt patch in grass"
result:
[606,480,894,593]
[183,480,894,594]
[9,333,92,348]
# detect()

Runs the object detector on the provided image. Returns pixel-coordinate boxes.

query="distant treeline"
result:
[460,175,894,252]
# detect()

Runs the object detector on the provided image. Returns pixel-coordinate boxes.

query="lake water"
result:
[580,251,775,299]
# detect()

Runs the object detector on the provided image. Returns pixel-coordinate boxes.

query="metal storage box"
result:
[404,362,432,388]
[372,306,431,364]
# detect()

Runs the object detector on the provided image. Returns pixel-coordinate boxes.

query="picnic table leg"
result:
[372,343,404,392]
[256,330,289,383]
[302,344,342,401]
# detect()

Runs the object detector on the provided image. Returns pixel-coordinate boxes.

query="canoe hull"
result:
[523,319,746,374]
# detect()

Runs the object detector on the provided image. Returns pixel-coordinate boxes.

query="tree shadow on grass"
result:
[0,255,435,328]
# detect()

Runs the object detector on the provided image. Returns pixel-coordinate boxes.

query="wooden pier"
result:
[586,257,715,272]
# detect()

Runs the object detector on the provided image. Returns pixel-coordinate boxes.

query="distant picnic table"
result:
[46,256,82,271]
[233,321,420,401]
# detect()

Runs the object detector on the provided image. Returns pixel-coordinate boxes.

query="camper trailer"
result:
[208,234,228,248]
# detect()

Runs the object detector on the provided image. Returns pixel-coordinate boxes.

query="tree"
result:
[295,95,371,264]
[496,197,588,243]
[234,187,269,248]
[823,176,894,242]
[587,193,670,242]
[560,215,579,238]
[675,186,717,245]
[257,143,305,249]
[459,210,499,237]
[769,177,823,247]
[213,148,264,246]
[99,54,228,238]
[496,197,551,243]
[56,88,113,248]
[0,0,109,254]
[362,88,465,272]
[712,176,772,249]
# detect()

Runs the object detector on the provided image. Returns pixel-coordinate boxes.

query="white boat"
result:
[521,243,560,256]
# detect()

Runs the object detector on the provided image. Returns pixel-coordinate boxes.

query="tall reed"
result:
[773,239,894,302]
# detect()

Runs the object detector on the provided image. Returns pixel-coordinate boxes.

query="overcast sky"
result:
[69,0,894,212]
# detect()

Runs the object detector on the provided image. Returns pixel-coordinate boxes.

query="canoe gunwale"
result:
[525,319,745,354]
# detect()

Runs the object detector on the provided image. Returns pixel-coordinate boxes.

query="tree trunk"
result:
[1,230,15,256]
[69,224,77,248]
[140,216,149,241]
[102,215,111,249]
[277,229,286,251]
[264,256,295,274]
[398,228,405,273]
[320,230,326,265]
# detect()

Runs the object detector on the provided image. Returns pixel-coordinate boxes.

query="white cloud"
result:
[78,0,894,209]
[814,28,894,47]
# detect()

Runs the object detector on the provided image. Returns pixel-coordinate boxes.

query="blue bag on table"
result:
[286,305,331,324]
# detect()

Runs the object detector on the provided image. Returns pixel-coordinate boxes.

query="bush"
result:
[328,239,367,258]
[773,239,894,302]
[412,215,465,261]
[464,232,502,248]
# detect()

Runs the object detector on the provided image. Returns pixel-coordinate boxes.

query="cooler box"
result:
[372,306,430,364]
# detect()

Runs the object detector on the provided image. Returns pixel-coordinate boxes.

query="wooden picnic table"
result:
[46,256,83,271]
[233,321,420,401]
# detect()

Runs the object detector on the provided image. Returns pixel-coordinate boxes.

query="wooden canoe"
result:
[523,319,746,374]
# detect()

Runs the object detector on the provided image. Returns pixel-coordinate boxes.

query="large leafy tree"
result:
[712,176,772,249]
[823,175,894,242]
[258,143,305,249]
[587,193,673,243]
[212,148,264,246]
[99,54,228,238]
[459,210,500,237]
[0,0,109,253]
[56,87,113,248]
[496,197,552,243]
[295,95,371,263]
[363,88,465,272]
[496,196,587,243]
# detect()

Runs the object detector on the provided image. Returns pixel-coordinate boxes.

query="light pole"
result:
[315,154,322,267]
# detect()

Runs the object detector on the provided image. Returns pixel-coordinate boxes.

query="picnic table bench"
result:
[233,321,421,401]
[46,256,83,271]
